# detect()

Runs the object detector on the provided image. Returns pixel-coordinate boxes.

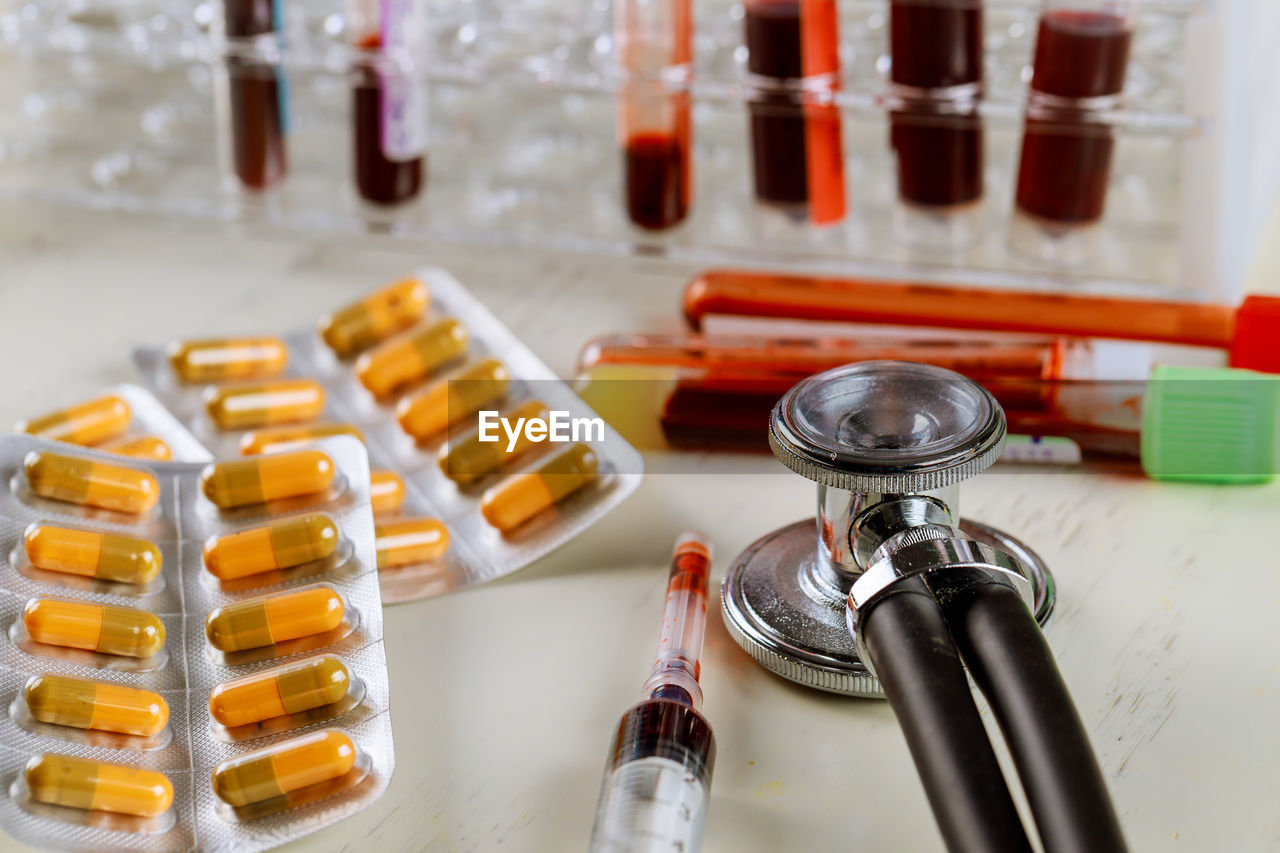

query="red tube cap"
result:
[1231,295,1280,374]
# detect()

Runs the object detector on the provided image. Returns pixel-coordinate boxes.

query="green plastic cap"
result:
[1141,365,1280,484]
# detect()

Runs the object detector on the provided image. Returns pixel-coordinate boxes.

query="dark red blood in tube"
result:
[889,1,982,90]
[224,0,286,191]
[892,112,983,208]
[353,35,425,206]
[1016,119,1114,223]
[625,133,690,230]
[1030,11,1132,99]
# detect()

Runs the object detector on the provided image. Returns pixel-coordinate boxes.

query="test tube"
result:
[589,534,716,853]
[219,0,288,192]
[1012,0,1136,262]
[617,0,692,231]
[350,0,428,206]
[742,0,845,225]
[888,0,985,248]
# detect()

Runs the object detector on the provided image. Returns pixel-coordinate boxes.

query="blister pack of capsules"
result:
[13,385,213,464]
[133,266,644,604]
[0,434,392,851]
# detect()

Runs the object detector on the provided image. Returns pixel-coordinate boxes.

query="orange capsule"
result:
[26,754,174,817]
[238,423,364,455]
[102,435,173,461]
[320,278,429,358]
[168,337,289,383]
[438,399,548,484]
[375,518,449,568]
[16,394,131,447]
[480,443,599,533]
[203,514,339,580]
[369,470,405,517]
[355,318,469,398]
[208,655,351,728]
[24,524,162,584]
[25,451,160,515]
[25,674,169,737]
[212,730,357,808]
[204,380,326,431]
[205,586,345,653]
[396,359,510,442]
[200,449,335,509]
[24,598,165,658]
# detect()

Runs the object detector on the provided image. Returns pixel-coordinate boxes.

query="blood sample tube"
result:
[102,435,174,461]
[203,513,339,580]
[204,379,326,430]
[480,443,599,533]
[168,337,289,383]
[888,0,984,248]
[370,469,406,516]
[221,0,288,191]
[375,518,449,568]
[25,675,169,737]
[239,423,364,455]
[25,755,174,817]
[743,0,845,225]
[200,449,336,509]
[350,0,427,206]
[24,451,160,515]
[24,598,165,658]
[212,730,357,808]
[208,655,351,727]
[319,278,429,358]
[205,585,345,653]
[16,394,131,447]
[24,524,163,585]
[616,0,692,230]
[1012,0,1136,262]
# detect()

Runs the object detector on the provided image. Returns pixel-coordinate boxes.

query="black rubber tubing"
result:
[939,581,1128,853]
[861,583,1034,853]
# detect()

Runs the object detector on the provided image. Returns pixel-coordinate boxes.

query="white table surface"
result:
[1,204,1279,852]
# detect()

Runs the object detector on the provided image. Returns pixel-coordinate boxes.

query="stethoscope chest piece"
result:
[720,361,1056,698]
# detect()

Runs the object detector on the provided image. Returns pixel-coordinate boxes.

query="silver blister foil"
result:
[134,266,644,603]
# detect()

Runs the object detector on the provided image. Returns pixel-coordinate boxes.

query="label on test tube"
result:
[379,0,427,161]
[1001,435,1083,465]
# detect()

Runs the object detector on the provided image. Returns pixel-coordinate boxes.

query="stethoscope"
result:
[721,361,1127,853]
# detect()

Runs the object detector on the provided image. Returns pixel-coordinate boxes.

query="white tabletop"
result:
[1,205,1278,852]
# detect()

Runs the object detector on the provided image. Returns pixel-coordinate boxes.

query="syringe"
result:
[589,533,716,853]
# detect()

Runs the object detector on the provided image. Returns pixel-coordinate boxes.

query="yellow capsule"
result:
[438,399,548,484]
[481,443,599,533]
[396,359,510,442]
[24,451,160,515]
[212,730,357,808]
[16,394,132,447]
[168,337,289,383]
[24,524,162,585]
[205,586,345,653]
[355,318,469,398]
[370,470,405,517]
[203,514,339,581]
[102,435,173,461]
[24,674,169,736]
[320,278,429,358]
[239,423,364,456]
[26,754,174,817]
[204,380,326,431]
[375,518,449,569]
[200,449,335,509]
[208,655,351,728]
[24,598,165,658]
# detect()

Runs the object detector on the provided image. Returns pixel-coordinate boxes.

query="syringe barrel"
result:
[589,699,716,853]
